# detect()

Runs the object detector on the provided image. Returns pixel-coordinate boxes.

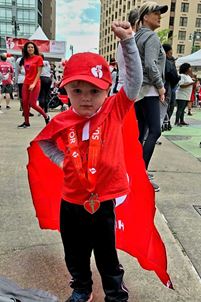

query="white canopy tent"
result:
[176,49,201,67]
[29,26,49,41]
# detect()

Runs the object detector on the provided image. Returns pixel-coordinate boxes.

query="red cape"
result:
[27,98,173,289]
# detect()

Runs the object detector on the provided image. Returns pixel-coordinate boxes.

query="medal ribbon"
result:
[67,125,102,193]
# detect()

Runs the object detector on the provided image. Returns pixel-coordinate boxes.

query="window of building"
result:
[127,1,131,10]
[18,23,35,35]
[169,16,174,26]
[17,9,35,22]
[177,44,185,54]
[17,0,35,7]
[0,0,12,4]
[0,22,12,35]
[38,12,41,26]
[0,37,6,48]
[171,2,175,12]
[179,17,187,27]
[196,18,201,27]
[181,3,189,12]
[38,0,42,13]
[178,30,186,40]
[198,4,201,14]
[0,8,12,19]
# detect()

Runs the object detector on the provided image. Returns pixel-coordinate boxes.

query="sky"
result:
[56,0,100,58]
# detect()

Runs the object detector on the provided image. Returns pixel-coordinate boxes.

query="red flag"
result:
[27,104,173,289]
[115,107,173,288]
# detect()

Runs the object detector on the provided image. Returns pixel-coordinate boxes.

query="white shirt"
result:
[176,74,193,101]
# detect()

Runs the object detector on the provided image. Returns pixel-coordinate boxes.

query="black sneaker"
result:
[147,172,154,180]
[65,290,93,302]
[45,115,51,124]
[17,122,30,128]
[6,105,11,110]
[150,181,160,192]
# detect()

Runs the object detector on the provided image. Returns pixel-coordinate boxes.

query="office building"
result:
[99,0,201,61]
[0,0,56,52]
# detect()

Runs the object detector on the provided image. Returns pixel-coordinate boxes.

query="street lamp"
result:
[189,31,201,53]
[12,16,20,38]
[70,45,74,55]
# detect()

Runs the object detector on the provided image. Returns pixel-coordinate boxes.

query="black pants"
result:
[167,89,176,120]
[135,96,161,169]
[60,200,128,302]
[175,99,188,123]
[38,76,52,113]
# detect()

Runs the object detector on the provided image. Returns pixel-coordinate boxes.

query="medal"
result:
[67,126,102,213]
[84,194,100,214]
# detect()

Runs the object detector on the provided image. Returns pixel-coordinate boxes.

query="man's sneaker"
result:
[17,122,30,128]
[150,181,160,192]
[147,172,154,180]
[45,115,51,124]
[65,290,93,302]
[6,105,11,110]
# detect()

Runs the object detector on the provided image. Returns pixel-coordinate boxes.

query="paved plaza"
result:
[0,99,201,301]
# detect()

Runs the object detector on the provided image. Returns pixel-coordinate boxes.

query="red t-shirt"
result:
[0,61,14,85]
[59,88,133,204]
[24,55,43,85]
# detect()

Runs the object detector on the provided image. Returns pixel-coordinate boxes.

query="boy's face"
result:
[65,81,109,118]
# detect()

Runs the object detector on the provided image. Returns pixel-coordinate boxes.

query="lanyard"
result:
[67,125,102,194]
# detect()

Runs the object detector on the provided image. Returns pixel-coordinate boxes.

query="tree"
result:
[157,29,170,44]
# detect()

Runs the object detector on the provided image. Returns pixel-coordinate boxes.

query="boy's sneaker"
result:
[17,122,30,128]
[45,115,51,124]
[150,181,160,192]
[65,290,93,302]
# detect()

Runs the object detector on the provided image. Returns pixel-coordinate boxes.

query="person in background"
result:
[162,43,180,130]
[187,72,197,116]
[15,55,25,111]
[175,63,194,126]
[134,1,168,192]
[38,54,52,113]
[0,53,14,111]
[18,41,50,128]
[116,8,139,92]
[16,54,34,116]
[109,58,119,95]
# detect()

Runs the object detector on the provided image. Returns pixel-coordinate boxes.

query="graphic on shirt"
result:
[91,65,103,78]
[72,151,79,158]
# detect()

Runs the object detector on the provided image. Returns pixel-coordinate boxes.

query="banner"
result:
[50,41,66,54]
[6,37,65,54]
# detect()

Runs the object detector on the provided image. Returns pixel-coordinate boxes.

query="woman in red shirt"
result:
[18,41,50,128]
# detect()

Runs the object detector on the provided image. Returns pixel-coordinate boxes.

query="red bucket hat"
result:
[60,52,112,90]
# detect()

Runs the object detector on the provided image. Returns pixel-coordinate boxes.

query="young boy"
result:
[28,21,143,302]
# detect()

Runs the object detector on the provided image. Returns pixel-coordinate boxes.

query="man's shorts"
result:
[1,84,13,94]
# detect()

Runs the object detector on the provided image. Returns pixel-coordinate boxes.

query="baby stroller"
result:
[47,87,69,112]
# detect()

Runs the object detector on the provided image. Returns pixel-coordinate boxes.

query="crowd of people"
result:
[0,1,201,301]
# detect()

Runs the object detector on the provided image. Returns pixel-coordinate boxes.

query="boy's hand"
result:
[111,21,133,41]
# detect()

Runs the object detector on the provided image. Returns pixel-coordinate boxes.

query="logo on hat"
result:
[91,65,103,79]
